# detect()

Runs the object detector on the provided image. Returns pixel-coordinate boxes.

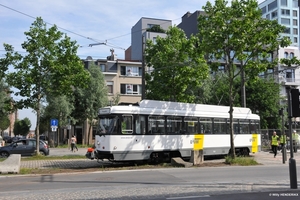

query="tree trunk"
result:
[228,66,236,159]
[36,98,41,155]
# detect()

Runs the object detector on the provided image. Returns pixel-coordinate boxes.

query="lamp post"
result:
[279,108,287,163]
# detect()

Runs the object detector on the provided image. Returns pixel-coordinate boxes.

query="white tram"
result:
[90,100,260,162]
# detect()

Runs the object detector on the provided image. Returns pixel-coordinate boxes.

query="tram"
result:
[88,100,260,162]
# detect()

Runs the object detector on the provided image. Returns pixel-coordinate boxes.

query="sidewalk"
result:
[253,150,300,165]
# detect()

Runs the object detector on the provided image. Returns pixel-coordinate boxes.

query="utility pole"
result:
[279,108,287,164]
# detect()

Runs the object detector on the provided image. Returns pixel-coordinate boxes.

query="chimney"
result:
[107,48,117,61]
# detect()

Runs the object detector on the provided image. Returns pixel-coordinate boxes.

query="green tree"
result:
[44,95,74,144]
[0,79,13,136]
[208,73,241,106]
[207,72,281,129]
[3,17,90,153]
[246,78,282,129]
[146,25,166,33]
[14,118,31,137]
[197,0,290,158]
[0,116,10,136]
[145,26,209,102]
[71,63,108,144]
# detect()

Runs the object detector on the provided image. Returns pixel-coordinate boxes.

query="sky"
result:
[0,0,265,130]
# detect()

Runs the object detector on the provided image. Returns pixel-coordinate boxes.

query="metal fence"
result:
[261,129,299,152]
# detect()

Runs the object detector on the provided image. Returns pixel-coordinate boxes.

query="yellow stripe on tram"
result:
[251,134,258,153]
[193,134,204,150]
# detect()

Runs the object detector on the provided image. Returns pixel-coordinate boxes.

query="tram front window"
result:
[97,117,117,134]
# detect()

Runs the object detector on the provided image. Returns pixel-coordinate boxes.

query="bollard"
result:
[289,158,298,189]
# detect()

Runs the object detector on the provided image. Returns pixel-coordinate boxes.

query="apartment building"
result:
[78,50,143,144]
[125,17,172,61]
[259,0,299,46]
[258,0,300,98]
[177,11,203,38]
[84,49,142,104]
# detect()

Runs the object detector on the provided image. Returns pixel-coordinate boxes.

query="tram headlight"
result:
[97,141,100,145]
[113,146,117,150]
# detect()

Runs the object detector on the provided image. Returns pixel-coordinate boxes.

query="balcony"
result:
[278,77,300,86]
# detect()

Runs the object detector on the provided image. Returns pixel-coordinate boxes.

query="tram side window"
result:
[184,117,198,134]
[135,115,146,134]
[239,119,250,134]
[148,116,165,134]
[233,119,240,134]
[200,118,212,134]
[167,116,183,134]
[122,115,133,134]
[214,118,227,134]
[250,120,259,134]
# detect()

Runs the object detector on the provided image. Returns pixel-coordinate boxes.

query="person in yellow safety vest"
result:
[292,130,299,153]
[279,134,286,152]
[271,131,279,158]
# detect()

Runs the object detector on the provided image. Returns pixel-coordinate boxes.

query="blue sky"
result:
[0,0,264,130]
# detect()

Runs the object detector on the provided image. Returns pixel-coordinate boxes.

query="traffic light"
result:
[291,89,300,117]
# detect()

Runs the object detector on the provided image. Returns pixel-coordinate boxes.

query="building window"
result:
[107,81,113,94]
[290,52,294,58]
[293,28,298,35]
[286,69,295,82]
[153,37,157,44]
[120,84,142,95]
[293,10,297,17]
[271,10,278,18]
[293,19,298,25]
[293,0,298,7]
[282,9,290,15]
[268,1,278,11]
[261,6,267,14]
[100,64,105,72]
[294,37,298,43]
[120,66,142,76]
[147,24,157,29]
[284,52,289,58]
[266,14,270,19]
[281,18,290,25]
[284,27,290,34]
[281,0,287,6]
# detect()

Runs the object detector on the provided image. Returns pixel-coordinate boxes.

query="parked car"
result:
[3,136,12,143]
[0,138,50,157]
[39,135,48,143]
[11,136,22,143]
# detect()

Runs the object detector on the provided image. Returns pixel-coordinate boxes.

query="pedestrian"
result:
[279,134,286,152]
[0,135,3,147]
[271,131,279,158]
[70,135,78,152]
[292,130,299,153]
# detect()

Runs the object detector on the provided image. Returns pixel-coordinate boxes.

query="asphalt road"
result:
[0,164,299,199]
[1,148,300,200]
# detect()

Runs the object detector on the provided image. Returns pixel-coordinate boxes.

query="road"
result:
[1,148,300,199]
[0,162,299,199]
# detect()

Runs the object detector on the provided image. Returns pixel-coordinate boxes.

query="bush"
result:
[225,156,258,166]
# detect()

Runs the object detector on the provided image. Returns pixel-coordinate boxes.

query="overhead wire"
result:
[0,3,182,53]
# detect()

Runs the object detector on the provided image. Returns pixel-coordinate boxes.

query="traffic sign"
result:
[51,126,57,132]
[50,119,58,127]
